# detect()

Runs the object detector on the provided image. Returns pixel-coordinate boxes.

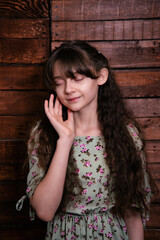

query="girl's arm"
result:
[30,94,75,222]
[30,137,73,222]
[124,207,144,240]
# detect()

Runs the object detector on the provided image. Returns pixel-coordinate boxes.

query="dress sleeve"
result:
[26,124,45,199]
[16,122,45,220]
[127,124,152,228]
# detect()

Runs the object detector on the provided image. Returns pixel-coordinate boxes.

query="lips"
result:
[66,96,81,102]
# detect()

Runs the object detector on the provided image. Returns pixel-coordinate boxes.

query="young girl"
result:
[17,40,154,239]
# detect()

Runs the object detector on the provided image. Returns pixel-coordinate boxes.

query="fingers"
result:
[44,94,62,118]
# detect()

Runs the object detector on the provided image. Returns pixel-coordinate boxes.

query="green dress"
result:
[16,124,151,240]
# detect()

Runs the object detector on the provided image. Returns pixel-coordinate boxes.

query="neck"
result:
[73,105,101,136]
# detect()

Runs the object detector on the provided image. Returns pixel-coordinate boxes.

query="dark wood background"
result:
[0,0,160,239]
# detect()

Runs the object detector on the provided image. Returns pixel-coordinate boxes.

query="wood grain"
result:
[52,19,160,41]
[0,39,50,64]
[0,65,45,90]
[0,91,47,115]
[0,19,49,38]
[0,116,34,139]
[51,40,160,68]
[51,0,160,20]
[0,224,46,240]
[0,0,49,18]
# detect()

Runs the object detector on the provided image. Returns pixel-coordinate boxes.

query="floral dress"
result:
[16,124,152,240]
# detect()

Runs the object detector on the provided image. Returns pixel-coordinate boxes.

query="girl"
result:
[17,40,154,239]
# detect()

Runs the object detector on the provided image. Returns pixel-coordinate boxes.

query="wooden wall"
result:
[0,0,49,239]
[0,0,160,239]
[50,0,160,239]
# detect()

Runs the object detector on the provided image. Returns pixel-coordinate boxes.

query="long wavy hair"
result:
[30,40,156,216]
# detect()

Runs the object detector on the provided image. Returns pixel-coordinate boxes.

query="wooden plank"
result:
[51,0,160,20]
[0,65,44,90]
[0,39,49,64]
[147,205,160,228]
[51,40,160,68]
[0,182,27,202]
[52,19,160,41]
[0,0,49,18]
[0,224,46,240]
[144,229,160,240]
[139,118,160,141]
[145,141,160,163]
[0,19,49,39]
[124,98,160,118]
[0,91,47,115]
[114,69,160,98]
[0,116,34,139]
[148,164,160,181]
[0,141,27,164]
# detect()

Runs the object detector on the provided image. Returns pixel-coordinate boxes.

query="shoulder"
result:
[127,123,143,152]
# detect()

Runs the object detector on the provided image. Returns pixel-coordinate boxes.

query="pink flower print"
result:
[97,178,101,182]
[32,148,36,156]
[105,174,108,179]
[80,144,86,147]
[82,189,88,194]
[73,141,78,146]
[94,214,98,220]
[75,168,80,174]
[72,226,76,230]
[107,233,113,237]
[104,152,107,157]
[26,187,31,193]
[93,225,98,230]
[103,182,108,186]
[54,227,58,233]
[85,161,91,167]
[88,181,93,186]
[86,136,91,140]
[31,159,36,164]
[32,171,37,177]
[75,217,79,223]
[108,218,112,223]
[145,187,151,192]
[132,132,137,136]
[100,168,104,173]
[85,172,92,177]
[81,148,87,152]
[71,236,76,240]
[95,157,99,161]
[100,229,104,234]
[95,146,102,150]
[96,193,102,198]
[101,207,107,211]
[79,205,85,209]
[87,196,92,202]
[89,224,93,229]
[74,203,78,208]
[123,225,127,233]
[129,124,133,128]
[61,231,65,236]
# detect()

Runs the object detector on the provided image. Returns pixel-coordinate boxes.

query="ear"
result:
[97,68,108,86]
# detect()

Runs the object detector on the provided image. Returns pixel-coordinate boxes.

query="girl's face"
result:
[52,62,100,113]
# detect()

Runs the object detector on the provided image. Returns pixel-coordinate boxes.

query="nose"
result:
[65,79,74,94]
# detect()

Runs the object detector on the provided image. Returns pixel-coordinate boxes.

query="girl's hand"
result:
[44,94,75,141]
